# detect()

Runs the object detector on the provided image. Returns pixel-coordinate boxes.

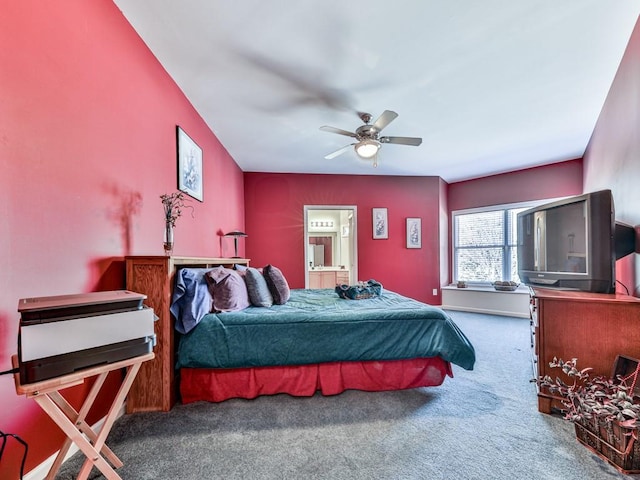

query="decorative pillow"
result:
[206,266,250,312]
[207,265,230,284]
[234,264,248,276]
[170,268,213,334]
[244,267,273,307]
[263,264,290,305]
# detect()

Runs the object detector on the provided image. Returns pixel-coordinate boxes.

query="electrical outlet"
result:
[432,289,438,295]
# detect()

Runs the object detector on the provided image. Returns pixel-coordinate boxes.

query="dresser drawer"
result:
[336,271,350,284]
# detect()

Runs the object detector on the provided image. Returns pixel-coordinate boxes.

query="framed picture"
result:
[406,217,422,248]
[372,208,388,239]
[177,126,203,202]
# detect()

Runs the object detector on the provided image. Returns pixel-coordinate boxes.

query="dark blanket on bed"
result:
[176,288,476,371]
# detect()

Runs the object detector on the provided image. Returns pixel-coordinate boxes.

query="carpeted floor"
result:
[56,310,630,479]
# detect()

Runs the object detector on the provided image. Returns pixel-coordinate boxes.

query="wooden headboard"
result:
[124,255,250,413]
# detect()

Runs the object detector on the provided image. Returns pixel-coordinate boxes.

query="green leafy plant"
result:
[539,357,640,430]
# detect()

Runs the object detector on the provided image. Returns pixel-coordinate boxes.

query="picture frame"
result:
[406,217,422,248]
[372,208,388,239]
[177,126,203,202]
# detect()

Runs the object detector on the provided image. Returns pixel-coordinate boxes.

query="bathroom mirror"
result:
[304,206,358,287]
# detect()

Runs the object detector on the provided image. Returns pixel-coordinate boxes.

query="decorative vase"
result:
[163,223,174,256]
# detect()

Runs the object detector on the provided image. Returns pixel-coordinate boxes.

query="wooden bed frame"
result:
[124,256,453,412]
[125,256,250,413]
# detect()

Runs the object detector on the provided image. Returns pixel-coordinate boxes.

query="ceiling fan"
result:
[320,110,422,166]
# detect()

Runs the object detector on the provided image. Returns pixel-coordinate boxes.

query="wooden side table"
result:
[12,352,154,480]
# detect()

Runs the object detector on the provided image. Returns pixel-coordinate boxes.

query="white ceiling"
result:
[114,1,640,183]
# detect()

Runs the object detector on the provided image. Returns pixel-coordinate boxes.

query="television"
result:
[517,189,635,294]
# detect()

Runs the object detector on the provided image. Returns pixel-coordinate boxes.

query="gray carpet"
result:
[57,311,629,479]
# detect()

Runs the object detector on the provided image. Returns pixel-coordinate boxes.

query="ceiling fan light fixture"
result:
[355,139,380,159]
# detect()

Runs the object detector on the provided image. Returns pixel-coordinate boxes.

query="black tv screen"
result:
[517,190,616,293]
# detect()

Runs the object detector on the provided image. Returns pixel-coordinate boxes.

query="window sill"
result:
[442,285,529,294]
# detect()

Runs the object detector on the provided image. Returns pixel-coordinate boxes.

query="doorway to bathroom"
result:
[304,205,358,289]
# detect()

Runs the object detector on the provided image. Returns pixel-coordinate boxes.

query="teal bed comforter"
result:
[176,288,475,371]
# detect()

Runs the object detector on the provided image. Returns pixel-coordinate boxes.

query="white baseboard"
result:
[24,403,126,480]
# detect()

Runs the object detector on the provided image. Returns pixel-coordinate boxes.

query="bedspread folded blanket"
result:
[176,288,476,371]
[335,280,382,300]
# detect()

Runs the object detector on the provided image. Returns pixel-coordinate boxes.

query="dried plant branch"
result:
[539,357,640,428]
[160,191,195,227]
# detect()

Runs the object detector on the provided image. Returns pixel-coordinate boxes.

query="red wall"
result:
[583,16,640,296]
[244,165,585,302]
[446,160,584,284]
[244,173,444,303]
[447,159,584,212]
[0,1,244,477]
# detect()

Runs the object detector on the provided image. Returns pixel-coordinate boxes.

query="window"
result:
[453,203,534,284]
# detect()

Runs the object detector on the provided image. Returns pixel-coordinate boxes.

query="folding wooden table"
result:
[12,352,154,480]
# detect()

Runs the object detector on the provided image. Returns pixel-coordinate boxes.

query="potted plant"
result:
[539,356,640,473]
[160,191,193,255]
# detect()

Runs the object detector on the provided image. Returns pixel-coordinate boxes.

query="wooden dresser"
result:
[530,287,640,414]
[124,256,250,413]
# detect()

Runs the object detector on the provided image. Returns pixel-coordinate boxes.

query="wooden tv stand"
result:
[530,287,640,414]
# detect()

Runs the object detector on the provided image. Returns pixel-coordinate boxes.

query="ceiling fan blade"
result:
[234,49,356,113]
[380,136,423,146]
[324,144,354,160]
[372,110,398,132]
[320,125,357,138]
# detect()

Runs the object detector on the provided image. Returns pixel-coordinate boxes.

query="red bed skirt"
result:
[180,357,453,403]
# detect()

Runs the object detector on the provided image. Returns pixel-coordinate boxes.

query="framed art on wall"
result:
[177,126,203,202]
[372,208,388,239]
[406,217,422,248]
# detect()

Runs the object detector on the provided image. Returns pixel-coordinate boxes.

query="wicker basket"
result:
[574,417,640,474]
[571,355,640,474]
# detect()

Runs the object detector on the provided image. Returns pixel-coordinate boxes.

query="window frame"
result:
[451,200,546,285]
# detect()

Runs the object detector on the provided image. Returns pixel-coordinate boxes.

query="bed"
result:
[170,266,476,403]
